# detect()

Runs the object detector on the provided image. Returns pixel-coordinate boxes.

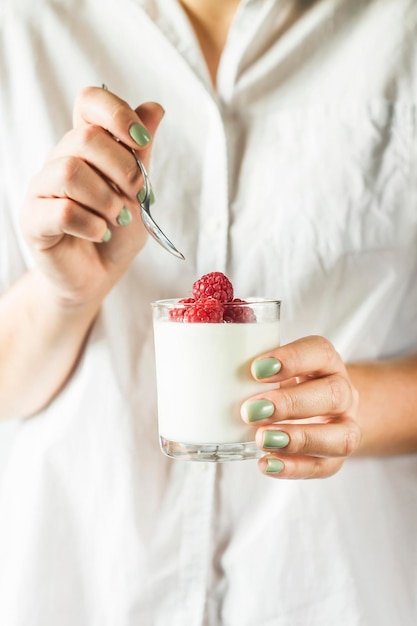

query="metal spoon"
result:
[101,84,184,260]
[131,149,185,260]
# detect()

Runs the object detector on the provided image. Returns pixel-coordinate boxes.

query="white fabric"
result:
[1,0,417,624]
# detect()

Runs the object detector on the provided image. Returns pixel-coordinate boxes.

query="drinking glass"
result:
[152,298,281,461]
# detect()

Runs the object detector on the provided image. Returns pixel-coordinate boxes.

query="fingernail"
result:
[265,458,285,474]
[253,357,282,379]
[262,430,289,449]
[129,122,152,146]
[116,206,132,226]
[102,227,112,242]
[243,399,274,422]
[137,186,155,205]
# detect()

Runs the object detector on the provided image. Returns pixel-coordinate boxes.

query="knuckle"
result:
[281,343,301,373]
[342,423,361,457]
[298,429,314,454]
[59,156,82,184]
[124,159,142,187]
[280,389,297,418]
[315,335,337,367]
[58,198,77,229]
[327,374,348,412]
[109,99,129,123]
[310,457,324,479]
[77,123,102,146]
[351,385,360,411]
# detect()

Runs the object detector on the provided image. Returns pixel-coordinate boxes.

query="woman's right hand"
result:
[20,86,165,307]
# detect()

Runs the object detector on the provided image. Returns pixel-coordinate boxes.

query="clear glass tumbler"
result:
[152,298,281,462]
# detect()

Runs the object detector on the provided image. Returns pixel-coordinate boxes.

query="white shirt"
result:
[1,0,417,624]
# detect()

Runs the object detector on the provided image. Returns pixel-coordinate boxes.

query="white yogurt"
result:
[153,319,280,444]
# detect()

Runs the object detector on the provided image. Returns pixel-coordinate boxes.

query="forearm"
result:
[0,270,100,419]
[347,354,417,456]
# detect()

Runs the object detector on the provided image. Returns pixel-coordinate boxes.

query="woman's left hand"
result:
[241,335,361,479]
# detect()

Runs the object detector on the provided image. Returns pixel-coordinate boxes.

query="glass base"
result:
[160,437,262,462]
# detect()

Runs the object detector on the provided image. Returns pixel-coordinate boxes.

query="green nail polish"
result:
[262,430,289,449]
[102,227,112,242]
[265,458,285,474]
[137,186,155,205]
[129,122,151,146]
[244,399,274,422]
[116,207,132,226]
[253,357,281,380]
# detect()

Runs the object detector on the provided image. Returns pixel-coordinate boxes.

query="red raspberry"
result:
[192,272,234,303]
[223,299,257,323]
[183,297,224,323]
[168,298,195,321]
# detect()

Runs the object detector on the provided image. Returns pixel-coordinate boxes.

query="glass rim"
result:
[151,298,281,309]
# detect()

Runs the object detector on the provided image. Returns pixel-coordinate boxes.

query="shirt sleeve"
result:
[0,1,34,295]
[0,178,28,295]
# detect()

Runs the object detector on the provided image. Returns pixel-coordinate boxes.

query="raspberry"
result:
[168,298,195,321]
[223,299,257,323]
[192,272,234,303]
[183,297,224,323]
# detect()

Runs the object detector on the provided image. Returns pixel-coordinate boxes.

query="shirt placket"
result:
[195,1,280,277]
[196,102,230,276]
[175,463,217,626]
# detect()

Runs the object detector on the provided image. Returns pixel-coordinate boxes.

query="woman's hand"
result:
[241,335,361,479]
[20,86,165,307]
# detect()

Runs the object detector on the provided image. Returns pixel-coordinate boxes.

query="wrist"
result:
[348,357,417,456]
[30,268,104,320]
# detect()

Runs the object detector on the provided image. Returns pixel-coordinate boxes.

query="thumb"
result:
[134,101,165,166]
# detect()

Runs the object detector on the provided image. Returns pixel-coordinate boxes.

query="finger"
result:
[28,156,128,227]
[134,102,165,142]
[51,125,144,201]
[256,418,361,458]
[132,102,166,181]
[257,454,344,479]
[241,373,355,423]
[73,87,164,156]
[24,197,109,248]
[251,335,346,383]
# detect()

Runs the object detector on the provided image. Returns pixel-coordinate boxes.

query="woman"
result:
[1,0,417,624]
